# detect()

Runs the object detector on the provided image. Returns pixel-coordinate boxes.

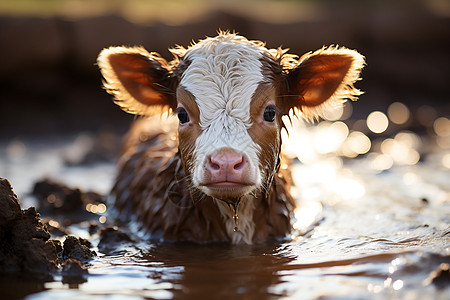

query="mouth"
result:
[200,181,256,200]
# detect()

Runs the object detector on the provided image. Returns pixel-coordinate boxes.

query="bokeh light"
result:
[443,153,450,169]
[322,103,347,121]
[367,111,389,134]
[380,138,420,165]
[341,131,371,157]
[393,280,404,291]
[388,102,410,125]
[281,99,446,173]
[281,93,449,176]
[433,117,450,149]
[433,117,450,137]
[334,178,366,200]
[6,140,27,162]
[86,203,107,214]
[416,105,437,127]
[313,121,349,154]
[368,153,394,171]
[394,131,421,149]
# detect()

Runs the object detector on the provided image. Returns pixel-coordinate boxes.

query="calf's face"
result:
[97,33,364,203]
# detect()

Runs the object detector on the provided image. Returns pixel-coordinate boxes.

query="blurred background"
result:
[1,3,449,299]
[0,0,449,175]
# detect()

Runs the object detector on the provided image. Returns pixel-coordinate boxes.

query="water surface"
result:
[1,132,449,299]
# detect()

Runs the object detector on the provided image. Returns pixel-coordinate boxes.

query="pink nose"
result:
[207,148,246,183]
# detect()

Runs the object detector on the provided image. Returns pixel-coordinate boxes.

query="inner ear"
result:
[98,46,177,116]
[283,47,365,120]
[292,54,352,107]
[108,53,171,106]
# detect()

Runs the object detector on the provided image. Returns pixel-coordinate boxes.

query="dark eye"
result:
[263,106,276,122]
[177,108,190,124]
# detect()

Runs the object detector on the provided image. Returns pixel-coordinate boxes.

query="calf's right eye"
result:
[263,106,276,122]
[177,108,190,124]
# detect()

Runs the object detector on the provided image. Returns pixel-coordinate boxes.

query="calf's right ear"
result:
[97,46,177,116]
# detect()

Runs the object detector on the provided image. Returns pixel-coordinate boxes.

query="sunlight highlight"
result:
[6,140,27,162]
[367,111,389,134]
[86,203,107,214]
[433,117,450,137]
[313,121,349,154]
[388,102,410,125]
[322,103,344,121]
[341,131,371,157]
[293,200,323,232]
[281,102,445,201]
[368,153,394,171]
[380,137,420,165]
[334,178,366,200]
[393,280,404,290]
[443,153,450,169]
[434,117,450,149]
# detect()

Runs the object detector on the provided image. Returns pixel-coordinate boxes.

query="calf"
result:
[97,32,364,244]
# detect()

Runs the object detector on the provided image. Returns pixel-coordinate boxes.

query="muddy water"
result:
[1,135,449,299]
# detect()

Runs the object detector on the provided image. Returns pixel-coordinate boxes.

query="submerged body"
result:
[98,32,364,244]
[113,117,295,243]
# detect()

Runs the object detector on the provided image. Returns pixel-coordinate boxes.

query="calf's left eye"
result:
[263,106,276,122]
[177,108,190,124]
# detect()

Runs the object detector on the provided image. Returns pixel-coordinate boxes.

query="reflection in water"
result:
[142,243,293,298]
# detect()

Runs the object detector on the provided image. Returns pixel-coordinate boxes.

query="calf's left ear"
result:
[97,46,177,116]
[283,46,365,120]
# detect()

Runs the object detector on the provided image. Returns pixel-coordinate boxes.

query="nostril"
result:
[232,156,245,171]
[209,157,221,171]
[208,150,246,175]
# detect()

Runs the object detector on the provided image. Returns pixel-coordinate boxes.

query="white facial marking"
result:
[180,35,268,188]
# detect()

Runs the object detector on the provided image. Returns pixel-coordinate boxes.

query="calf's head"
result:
[98,33,364,204]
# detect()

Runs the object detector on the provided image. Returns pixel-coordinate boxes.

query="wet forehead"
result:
[179,40,265,128]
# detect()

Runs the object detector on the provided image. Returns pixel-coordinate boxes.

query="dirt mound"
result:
[0,178,96,278]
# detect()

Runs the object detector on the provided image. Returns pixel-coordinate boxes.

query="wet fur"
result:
[112,117,295,243]
[99,32,364,244]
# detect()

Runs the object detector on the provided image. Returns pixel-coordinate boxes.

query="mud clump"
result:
[0,178,95,279]
[32,178,105,224]
[63,236,96,263]
[41,218,70,237]
[0,178,60,275]
[98,226,134,254]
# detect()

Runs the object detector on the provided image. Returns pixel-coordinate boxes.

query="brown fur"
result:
[98,33,365,244]
[112,118,295,243]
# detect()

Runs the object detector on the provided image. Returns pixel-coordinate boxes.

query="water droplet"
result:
[229,202,240,232]
[393,280,404,290]
[233,213,239,231]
